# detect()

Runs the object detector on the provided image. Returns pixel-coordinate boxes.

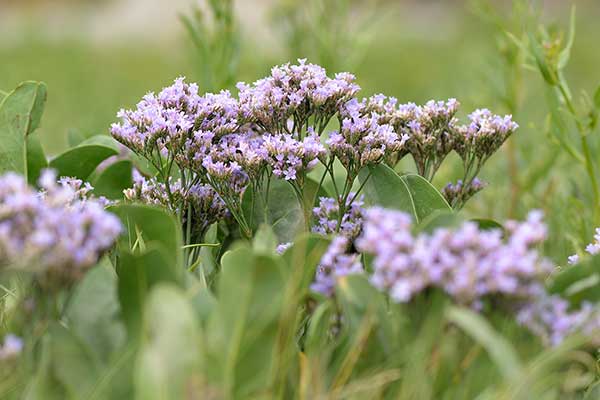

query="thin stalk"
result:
[558,82,600,219]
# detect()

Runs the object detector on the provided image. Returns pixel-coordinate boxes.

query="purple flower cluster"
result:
[356,208,552,306]
[359,97,459,179]
[517,295,600,346]
[327,98,409,173]
[455,109,519,162]
[567,227,600,265]
[111,77,199,156]
[401,99,460,178]
[0,170,122,287]
[124,172,227,238]
[263,130,326,182]
[237,59,359,134]
[113,61,519,234]
[311,236,363,297]
[442,177,486,209]
[312,194,365,238]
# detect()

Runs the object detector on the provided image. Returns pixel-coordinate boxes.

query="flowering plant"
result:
[0,53,597,399]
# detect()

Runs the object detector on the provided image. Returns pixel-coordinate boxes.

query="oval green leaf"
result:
[49,144,118,180]
[0,81,47,180]
[92,159,133,199]
[359,164,451,223]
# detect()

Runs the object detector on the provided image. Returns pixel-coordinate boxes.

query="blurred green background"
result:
[2,0,600,259]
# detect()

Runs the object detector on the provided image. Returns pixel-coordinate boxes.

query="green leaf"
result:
[79,134,122,153]
[528,32,557,86]
[0,81,47,180]
[282,234,330,293]
[252,224,278,255]
[49,144,117,180]
[92,159,133,199]
[24,334,67,400]
[26,132,47,184]
[116,245,180,339]
[66,260,125,365]
[400,174,452,221]
[549,254,600,305]
[336,274,389,328]
[417,211,462,233]
[208,247,285,398]
[557,6,576,70]
[242,178,304,242]
[303,301,334,353]
[196,223,219,279]
[333,275,396,382]
[109,203,183,274]
[446,306,523,382]
[471,218,504,231]
[67,129,86,147]
[135,284,201,400]
[359,164,451,223]
[45,323,101,399]
[303,176,331,209]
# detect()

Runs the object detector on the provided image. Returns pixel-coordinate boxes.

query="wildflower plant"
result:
[1,19,599,396]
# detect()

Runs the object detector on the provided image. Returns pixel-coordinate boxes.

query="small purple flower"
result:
[312,194,365,239]
[517,294,600,346]
[311,236,363,297]
[0,334,23,360]
[455,109,519,161]
[237,59,359,134]
[124,175,227,238]
[263,130,326,182]
[443,177,487,208]
[276,242,292,255]
[327,97,408,172]
[566,227,600,266]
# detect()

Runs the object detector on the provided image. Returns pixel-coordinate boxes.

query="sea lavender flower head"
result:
[111,77,200,156]
[312,194,365,239]
[517,294,600,347]
[124,172,180,209]
[442,177,487,208]
[262,129,326,183]
[311,235,363,297]
[0,171,122,288]
[356,207,552,306]
[124,173,227,238]
[327,98,408,172]
[186,183,229,237]
[360,94,399,124]
[179,90,242,170]
[399,99,460,178]
[236,59,360,134]
[455,109,519,161]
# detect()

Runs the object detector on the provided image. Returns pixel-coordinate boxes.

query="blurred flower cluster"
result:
[310,206,598,346]
[0,170,121,288]
[517,294,599,347]
[357,208,550,306]
[567,227,600,265]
